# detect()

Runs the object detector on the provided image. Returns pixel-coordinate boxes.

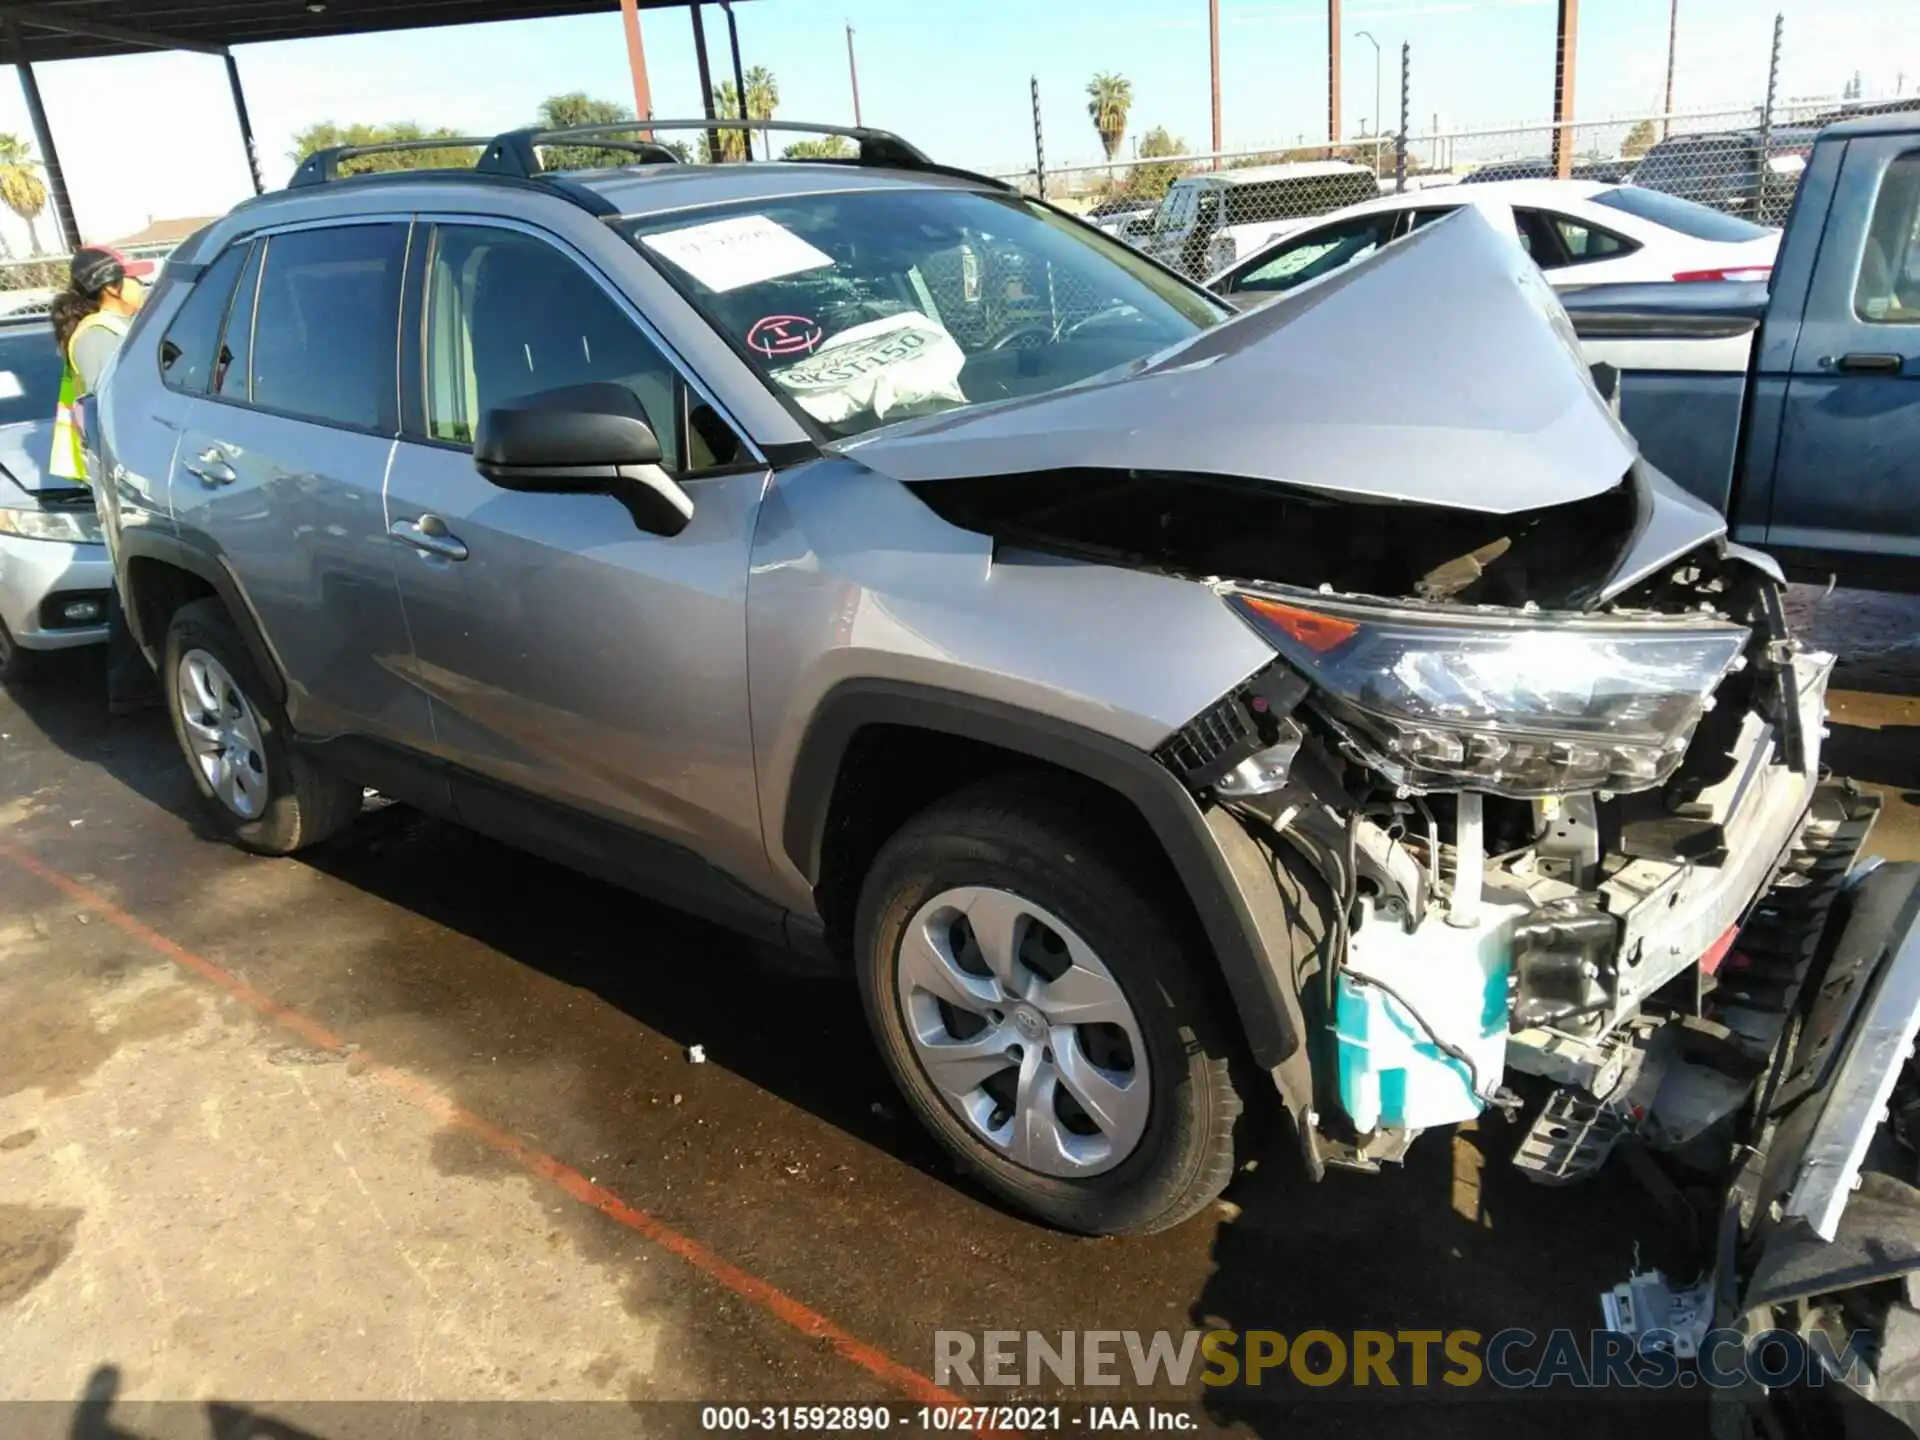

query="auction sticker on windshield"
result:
[641,214,834,294]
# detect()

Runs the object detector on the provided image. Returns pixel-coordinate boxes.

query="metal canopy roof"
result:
[0,2,707,62]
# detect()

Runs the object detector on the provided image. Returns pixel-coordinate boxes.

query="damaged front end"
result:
[1142,511,1847,1181]
[859,206,1869,1190]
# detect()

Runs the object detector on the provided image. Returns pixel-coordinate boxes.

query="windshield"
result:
[623,188,1226,440]
[1589,185,1774,242]
[0,325,60,427]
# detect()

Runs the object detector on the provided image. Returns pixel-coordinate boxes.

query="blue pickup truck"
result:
[1562,110,1920,591]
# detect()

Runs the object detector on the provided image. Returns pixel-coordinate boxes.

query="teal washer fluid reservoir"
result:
[1334,881,1530,1132]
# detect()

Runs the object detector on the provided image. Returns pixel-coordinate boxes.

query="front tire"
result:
[854,775,1243,1235]
[164,598,360,855]
[0,617,45,685]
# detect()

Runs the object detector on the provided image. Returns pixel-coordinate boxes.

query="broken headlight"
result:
[1225,590,1747,796]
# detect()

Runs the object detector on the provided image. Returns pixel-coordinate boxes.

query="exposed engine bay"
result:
[1166,532,1845,1182]
[923,459,1854,1190]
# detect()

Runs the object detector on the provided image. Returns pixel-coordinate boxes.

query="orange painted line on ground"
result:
[0,837,971,1414]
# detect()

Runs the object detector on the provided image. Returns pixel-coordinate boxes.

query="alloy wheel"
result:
[176,648,269,819]
[896,886,1150,1178]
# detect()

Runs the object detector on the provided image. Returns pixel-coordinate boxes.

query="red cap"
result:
[71,244,155,294]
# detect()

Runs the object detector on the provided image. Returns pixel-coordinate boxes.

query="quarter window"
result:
[424,224,722,470]
[1543,213,1637,264]
[158,241,248,394]
[1855,151,1920,322]
[215,239,263,400]
[246,223,406,431]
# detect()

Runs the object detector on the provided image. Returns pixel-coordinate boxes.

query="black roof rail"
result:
[280,119,1011,205]
[289,136,493,187]
[476,119,936,176]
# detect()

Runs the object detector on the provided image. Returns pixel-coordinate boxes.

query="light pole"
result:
[1354,30,1380,140]
[1355,29,1380,170]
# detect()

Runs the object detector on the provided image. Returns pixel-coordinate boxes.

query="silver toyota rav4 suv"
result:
[92,122,1918,1291]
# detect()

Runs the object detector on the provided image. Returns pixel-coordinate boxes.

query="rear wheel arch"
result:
[782,682,1313,1107]
[117,535,286,706]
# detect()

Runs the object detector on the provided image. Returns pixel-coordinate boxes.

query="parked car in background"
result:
[1562,109,1920,590]
[1461,156,1637,185]
[1632,123,1819,224]
[0,318,110,681]
[1138,161,1381,278]
[1083,196,1157,243]
[1207,179,1779,300]
[0,289,56,320]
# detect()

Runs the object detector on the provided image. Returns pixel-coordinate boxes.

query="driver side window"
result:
[423,224,743,474]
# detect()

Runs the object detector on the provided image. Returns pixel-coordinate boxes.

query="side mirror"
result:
[473,381,693,537]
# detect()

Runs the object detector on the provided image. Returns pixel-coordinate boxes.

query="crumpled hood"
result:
[839,207,1643,518]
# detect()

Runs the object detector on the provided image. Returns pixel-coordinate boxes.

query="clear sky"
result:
[0,0,1912,249]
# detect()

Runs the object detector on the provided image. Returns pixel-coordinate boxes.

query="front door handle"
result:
[389,514,468,562]
[181,458,236,486]
[1827,352,1905,374]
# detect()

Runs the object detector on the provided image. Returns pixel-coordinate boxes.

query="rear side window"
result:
[1588,186,1772,242]
[1522,210,1639,268]
[158,242,248,394]
[245,223,406,431]
[1854,151,1920,322]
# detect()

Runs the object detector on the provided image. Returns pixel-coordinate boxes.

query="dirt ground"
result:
[0,583,1914,1439]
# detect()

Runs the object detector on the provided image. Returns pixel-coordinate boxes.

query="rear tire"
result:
[854,774,1243,1235]
[163,598,361,855]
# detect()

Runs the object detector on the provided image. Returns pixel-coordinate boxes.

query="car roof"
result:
[578,158,1003,215]
[1296,177,1610,221]
[1176,161,1373,186]
[1385,178,1613,205]
[1819,110,1920,141]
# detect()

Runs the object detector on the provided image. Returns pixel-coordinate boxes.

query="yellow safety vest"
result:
[50,310,128,485]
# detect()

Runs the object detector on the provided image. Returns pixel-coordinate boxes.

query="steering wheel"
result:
[987,322,1055,352]
[986,305,1141,352]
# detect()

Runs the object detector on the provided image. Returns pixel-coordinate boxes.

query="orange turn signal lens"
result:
[1238,596,1361,654]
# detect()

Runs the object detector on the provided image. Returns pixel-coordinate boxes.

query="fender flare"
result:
[782,681,1312,1107]
[116,529,287,705]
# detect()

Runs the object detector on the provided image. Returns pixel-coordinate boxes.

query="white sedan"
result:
[1206,179,1780,299]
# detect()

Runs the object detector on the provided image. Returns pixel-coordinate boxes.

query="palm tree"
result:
[744,66,780,160]
[0,134,49,256]
[1086,72,1133,176]
[709,82,749,162]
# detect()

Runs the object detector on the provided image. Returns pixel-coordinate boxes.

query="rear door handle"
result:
[389,515,468,562]
[181,458,236,486]
[1827,352,1905,374]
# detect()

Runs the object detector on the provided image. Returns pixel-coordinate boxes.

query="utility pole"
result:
[1329,0,1343,143]
[1551,0,1578,180]
[618,0,654,129]
[846,23,863,127]
[1031,76,1047,199]
[1208,0,1222,166]
[1661,0,1677,137]
[690,3,720,162]
[719,0,749,156]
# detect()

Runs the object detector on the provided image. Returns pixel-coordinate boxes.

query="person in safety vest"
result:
[50,245,159,710]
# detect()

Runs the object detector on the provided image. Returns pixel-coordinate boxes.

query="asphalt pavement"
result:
[0,583,1913,1440]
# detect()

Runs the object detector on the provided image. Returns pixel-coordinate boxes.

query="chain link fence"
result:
[0,240,180,320]
[1008,94,1920,281]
